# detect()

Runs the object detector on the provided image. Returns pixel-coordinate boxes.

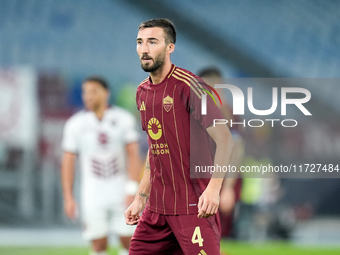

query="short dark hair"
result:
[139,18,176,44]
[83,76,109,90]
[197,67,222,78]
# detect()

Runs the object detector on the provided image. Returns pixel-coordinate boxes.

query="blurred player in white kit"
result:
[61,76,141,255]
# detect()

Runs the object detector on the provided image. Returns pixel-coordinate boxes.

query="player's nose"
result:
[140,42,149,54]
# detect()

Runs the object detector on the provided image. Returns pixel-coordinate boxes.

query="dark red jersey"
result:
[136,64,223,215]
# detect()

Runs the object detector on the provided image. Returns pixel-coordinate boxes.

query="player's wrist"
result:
[63,192,74,200]
[125,180,139,196]
[207,180,223,193]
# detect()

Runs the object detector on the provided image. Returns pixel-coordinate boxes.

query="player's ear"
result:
[167,43,175,55]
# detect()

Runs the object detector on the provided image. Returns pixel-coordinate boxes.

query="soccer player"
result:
[61,76,141,255]
[124,19,234,254]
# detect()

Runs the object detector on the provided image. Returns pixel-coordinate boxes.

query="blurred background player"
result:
[61,76,142,255]
[198,67,244,238]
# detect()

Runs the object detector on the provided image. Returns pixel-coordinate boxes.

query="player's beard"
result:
[85,101,100,112]
[140,49,166,72]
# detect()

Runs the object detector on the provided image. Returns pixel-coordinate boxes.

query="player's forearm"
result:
[61,169,74,199]
[208,141,232,191]
[127,161,141,182]
[135,153,151,201]
[126,142,142,182]
[136,170,150,201]
[60,152,76,199]
[207,125,234,191]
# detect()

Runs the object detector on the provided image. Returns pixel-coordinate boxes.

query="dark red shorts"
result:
[129,208,221,255]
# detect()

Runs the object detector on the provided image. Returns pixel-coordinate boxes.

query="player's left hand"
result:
[197,186,220,218]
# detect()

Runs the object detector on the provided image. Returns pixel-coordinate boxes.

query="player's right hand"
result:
[124,199,145,225]
[64,196,77,220]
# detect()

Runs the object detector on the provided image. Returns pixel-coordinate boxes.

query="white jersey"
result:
[62,106,139,209]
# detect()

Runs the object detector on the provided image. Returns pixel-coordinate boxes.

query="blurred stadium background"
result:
[0,0,340,254]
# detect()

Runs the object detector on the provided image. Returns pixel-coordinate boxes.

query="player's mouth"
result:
[141,54,153,61]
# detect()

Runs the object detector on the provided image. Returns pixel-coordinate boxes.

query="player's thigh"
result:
[167,214,220,255]
[110,204,136,237]
[82,206,109,241]
[129,209,183,255]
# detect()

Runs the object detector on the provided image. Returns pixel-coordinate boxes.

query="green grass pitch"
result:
[220,241,340,255]
[0,241,339,255]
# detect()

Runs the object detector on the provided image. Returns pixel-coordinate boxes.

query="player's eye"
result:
[149,41,156,45]
[137,41,142,45]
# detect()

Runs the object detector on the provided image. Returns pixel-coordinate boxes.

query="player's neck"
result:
[93,105,108,120]
[150,61,172,85]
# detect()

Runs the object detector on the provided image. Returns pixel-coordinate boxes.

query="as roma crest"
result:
[163,95,173,112]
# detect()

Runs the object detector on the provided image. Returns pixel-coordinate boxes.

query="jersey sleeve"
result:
[123,112,140,144]
[61,117,78,153]
[136,87,141,111]
[187,78,223,129]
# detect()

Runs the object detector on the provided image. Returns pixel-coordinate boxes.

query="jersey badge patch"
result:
[163,95,173,112]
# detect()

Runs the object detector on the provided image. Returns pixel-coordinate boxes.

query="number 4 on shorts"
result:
[191,226,204,247]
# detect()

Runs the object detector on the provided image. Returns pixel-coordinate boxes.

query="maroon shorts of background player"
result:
[129,208,221,255]
[220,178,242,237]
